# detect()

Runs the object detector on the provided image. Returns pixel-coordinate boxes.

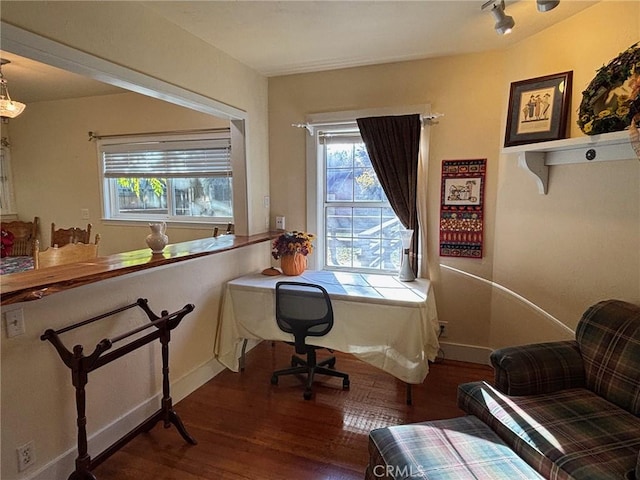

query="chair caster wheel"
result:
[303,390,312,400]
[271,375,278,385]
[343,379,350,389]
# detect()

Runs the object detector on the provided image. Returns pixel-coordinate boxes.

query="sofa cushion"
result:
[576,299,640,415]
[366,415,543,480]
[458,381,640,480]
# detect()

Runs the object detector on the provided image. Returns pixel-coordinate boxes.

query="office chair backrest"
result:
[275,281,333,355]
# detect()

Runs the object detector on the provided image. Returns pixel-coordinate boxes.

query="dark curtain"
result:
[356,114,421,274]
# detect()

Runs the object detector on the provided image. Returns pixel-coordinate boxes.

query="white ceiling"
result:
[143,0,598,76]
[1,0,598,103]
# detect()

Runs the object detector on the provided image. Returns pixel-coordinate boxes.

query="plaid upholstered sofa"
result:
[458,299,640,480]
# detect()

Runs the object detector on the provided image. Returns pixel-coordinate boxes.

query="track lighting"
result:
[482,0,515,35]
[537,0,560,12]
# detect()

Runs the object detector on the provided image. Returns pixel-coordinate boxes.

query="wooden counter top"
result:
[0,233,272,306]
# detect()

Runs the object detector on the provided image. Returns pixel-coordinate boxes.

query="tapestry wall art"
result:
[439,159,486,258]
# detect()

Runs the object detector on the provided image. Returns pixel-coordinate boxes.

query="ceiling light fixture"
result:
[537,0,560,12]
[0,59,26,120]
[482,0,515,35]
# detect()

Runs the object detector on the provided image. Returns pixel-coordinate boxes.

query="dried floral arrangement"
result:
[271,231,314,260]
[578,43,640,135]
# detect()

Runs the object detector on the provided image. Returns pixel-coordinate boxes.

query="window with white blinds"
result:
[102,138,231,178]
[98,132,233,223]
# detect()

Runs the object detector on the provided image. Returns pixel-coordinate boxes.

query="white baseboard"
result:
[27,357,228,480]
[28,339,482,479]
[438,341,492,365]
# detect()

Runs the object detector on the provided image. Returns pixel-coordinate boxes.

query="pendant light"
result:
[0,59,26,120]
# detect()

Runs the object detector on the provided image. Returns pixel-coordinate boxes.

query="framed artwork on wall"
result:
[504,71,573,147]
[439,159,486,259]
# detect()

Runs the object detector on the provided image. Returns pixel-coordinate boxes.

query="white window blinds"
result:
[102,138,231,178]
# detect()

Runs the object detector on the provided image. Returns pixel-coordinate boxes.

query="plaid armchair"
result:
[458,299,640,480]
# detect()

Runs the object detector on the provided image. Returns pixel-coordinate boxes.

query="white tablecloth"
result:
[214,271,440,384]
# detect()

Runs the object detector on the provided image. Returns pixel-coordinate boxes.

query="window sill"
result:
[0,233,271,306]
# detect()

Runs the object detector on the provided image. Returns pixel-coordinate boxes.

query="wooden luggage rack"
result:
[41,298,197,480]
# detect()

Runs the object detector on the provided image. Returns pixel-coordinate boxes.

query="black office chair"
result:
[270,281,350,400]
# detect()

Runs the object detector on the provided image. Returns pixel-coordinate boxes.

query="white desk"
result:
[214,271,440,384]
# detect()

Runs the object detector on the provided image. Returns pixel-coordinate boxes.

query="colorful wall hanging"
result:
[439,159,486,258]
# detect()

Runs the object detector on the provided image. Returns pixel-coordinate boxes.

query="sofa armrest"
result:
[491,340,585,396]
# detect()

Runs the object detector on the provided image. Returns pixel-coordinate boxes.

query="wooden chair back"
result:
[0,217,39,256]
[51,223,93,247]
[34,238,100,269]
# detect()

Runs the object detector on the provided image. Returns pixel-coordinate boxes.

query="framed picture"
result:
[443,176,483,206]
[504,71,573,147]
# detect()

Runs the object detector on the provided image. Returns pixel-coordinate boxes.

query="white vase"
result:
[146,222,168,253]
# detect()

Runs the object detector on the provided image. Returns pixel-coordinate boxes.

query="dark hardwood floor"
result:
[93,342,493,479]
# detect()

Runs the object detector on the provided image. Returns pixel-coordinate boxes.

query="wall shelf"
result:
[501,130,636,194]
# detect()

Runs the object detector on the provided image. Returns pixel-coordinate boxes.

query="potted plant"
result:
[271,231,314,275]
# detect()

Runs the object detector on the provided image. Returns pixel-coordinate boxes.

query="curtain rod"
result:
[291,113,443,136]
[88,127,230,142]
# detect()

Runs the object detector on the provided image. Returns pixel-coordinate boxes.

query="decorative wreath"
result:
[577,43,640,136]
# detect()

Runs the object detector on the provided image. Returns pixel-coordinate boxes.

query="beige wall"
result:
[5,92,231,255]
[1,2,271,478]
[1,0,270,236]
[269,1,640,357]
[1,243,270,479]
[0,0,639,477]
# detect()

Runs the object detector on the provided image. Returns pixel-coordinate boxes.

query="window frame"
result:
[0,145,17,216]
[97,130,233,225]
[318,127,402,273]
[306,106,429,273]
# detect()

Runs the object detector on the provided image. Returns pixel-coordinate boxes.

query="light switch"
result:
[5,309,25,337]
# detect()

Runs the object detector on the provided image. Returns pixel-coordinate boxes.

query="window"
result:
[316,127,403,273]
[98,131,232,223]
[0,144,16,215]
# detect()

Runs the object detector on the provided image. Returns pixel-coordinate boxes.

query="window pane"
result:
[116,178,168,215]
[326,206,352,238]
[326,168,353,201]
[352,237,380,269]
[326,237,353,268]
[172,177,232,217]
[353,207,381,237]
[354,167,384,201]
[321,136,403,274]
[326,143,354,168]
[353,144,372,168]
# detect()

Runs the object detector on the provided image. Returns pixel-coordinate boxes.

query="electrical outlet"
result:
[4,309,25,338]
[438,322,448,338]
[275,216,285,230]
[17,441,35,472]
